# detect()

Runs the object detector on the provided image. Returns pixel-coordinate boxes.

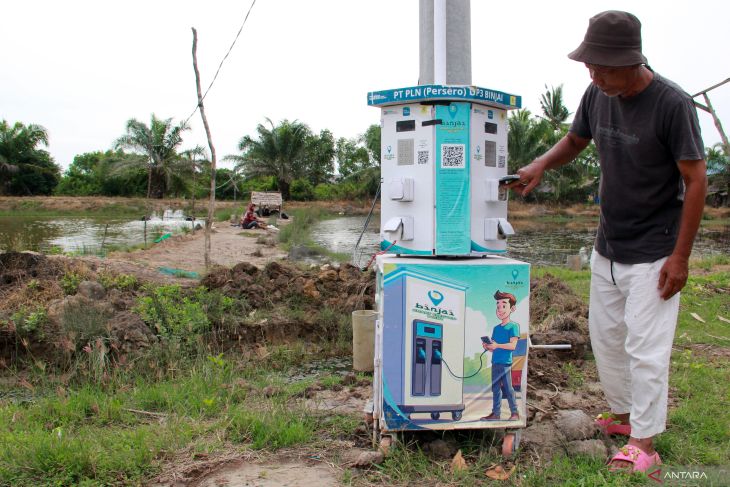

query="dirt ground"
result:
[107,222,288,276]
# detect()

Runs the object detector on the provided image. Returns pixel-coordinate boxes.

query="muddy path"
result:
[105,222,288,277]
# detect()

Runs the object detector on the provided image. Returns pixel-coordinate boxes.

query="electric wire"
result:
[184,0,258,126]
[440,350,487,379]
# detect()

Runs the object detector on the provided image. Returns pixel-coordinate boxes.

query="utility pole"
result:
[419,0,471,85]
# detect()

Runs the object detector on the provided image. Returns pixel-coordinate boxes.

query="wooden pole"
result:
[702,93,730,156]
[192,27,218,269]
[693,78,730,156]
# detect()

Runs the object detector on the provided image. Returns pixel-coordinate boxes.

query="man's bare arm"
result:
[512,132,592,196]
[658,159,707,299]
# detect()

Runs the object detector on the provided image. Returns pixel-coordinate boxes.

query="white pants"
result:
[589,250,680,439]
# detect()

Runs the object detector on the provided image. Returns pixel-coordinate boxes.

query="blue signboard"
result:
[368,84,521,109]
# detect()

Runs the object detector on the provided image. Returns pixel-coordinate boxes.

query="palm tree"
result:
[179,146,208,210]
[507,110,552,172]
[0,120,60,195]
[114,114,189,199]
[539,84,571,130]
[226,119,310,199]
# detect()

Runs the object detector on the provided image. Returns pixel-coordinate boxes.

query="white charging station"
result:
[366,1,531,447]
[369,85,520,256]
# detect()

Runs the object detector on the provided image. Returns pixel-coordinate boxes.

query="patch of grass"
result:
[690,253,730,271]
[0,411,197,485]
[226,405,315,449]
[675,271,730,346]
[532,265,591,301]
[657,351,730,465]
[60,300,112,349]
[521,455,646,486]
[277,207,327,248]
[562,362,585,390]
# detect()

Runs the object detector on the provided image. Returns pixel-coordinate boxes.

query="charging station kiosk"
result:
[369,85,521,256]
[364,2,531,457]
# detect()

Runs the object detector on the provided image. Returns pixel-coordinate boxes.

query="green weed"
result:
[562,362,585,390]
[97,272,138,291]
[135,285,210,339]
[60,271,83,295]
[10,307,47,336]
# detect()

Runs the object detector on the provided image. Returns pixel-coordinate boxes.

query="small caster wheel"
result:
[452,411,462,421]
[430,412,440,420]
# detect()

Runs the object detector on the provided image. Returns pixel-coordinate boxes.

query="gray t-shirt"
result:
[570,72,704,264]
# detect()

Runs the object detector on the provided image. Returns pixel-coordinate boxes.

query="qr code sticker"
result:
[441,144,465,169]
[417,151,429,165]
[498,155,506,168]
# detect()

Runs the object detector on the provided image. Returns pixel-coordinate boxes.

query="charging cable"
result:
[436,349,488,379]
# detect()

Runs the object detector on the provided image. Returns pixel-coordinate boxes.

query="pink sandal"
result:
[608,445,661,473]
[595,413,631,436]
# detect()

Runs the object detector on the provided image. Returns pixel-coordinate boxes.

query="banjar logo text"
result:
[413,290,456,321]
[505,269,525,289]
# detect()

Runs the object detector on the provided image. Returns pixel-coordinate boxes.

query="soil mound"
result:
[202,260,375,314]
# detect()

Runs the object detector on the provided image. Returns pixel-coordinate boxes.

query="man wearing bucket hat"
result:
[511,11,707,473]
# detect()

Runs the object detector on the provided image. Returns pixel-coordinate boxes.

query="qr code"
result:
[441,144,465,168]
[498,155,506,168]
[417,150,429,165]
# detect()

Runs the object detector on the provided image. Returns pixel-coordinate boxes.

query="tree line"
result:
[2,86,727,203]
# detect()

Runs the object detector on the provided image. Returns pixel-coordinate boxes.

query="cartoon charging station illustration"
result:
[375,257,530,433]
[379,266,468,424]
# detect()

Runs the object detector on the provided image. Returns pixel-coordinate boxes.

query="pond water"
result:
[311,215,730,267]
[0,210,197,254]
[2,211,728,267]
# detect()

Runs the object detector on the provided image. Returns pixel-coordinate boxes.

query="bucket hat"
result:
[568,11,647,67]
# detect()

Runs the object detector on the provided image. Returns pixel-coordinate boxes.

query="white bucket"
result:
[352,309,377,372]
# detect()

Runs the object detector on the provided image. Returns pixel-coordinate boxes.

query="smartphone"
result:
[499,175,521,186]
[481,336,492,345]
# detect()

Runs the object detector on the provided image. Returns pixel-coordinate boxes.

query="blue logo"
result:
[476,145,481,154]
[448,104,458,118]
[511,269,519,280]
[488,110,494,119]
[387,146,392,154]
[428,290,444,306]
[403,107,410,116]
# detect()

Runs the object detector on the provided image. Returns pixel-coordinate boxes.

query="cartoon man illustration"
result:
[481,290,520,421]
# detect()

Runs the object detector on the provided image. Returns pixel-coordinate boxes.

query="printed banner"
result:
[435,103,470,255]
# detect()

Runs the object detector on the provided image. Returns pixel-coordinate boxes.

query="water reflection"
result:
[0,211,198,253]
[310,215,730,267]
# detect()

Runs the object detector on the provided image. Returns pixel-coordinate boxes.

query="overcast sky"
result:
[2,0,728,171]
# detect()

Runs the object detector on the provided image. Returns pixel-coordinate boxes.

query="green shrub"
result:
[136,285,210,339]
[290,178,314,201]
[11,307,47,336]
[193,287,237,327]
[60,272,82,295]
[313,183,339,201]
[98,272,138,291]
